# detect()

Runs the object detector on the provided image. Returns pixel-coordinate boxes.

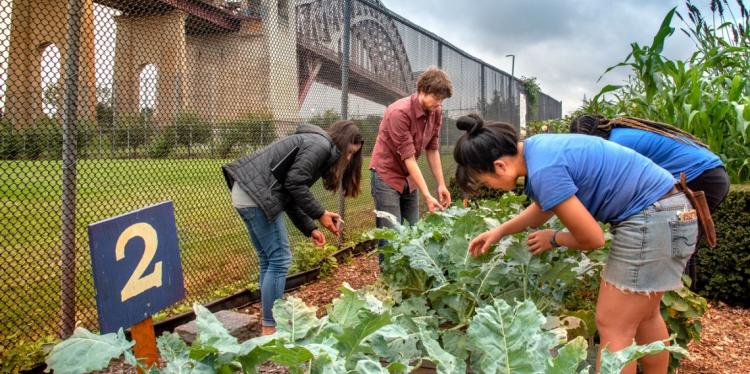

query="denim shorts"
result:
[603,192,699,293]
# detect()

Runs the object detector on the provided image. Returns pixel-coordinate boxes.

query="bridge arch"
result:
[296,0,414,107]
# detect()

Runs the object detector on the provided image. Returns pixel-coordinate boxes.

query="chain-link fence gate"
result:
[0,0,561,353]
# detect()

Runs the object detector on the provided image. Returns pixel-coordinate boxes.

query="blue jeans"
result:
[236,207,291,327]
[371,170,419,254]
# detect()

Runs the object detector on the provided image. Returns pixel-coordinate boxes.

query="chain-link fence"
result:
[0,0,561,351]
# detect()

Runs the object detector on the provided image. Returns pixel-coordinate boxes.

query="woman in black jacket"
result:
[223,120,363,335]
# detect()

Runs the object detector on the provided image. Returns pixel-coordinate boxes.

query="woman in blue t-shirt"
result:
[569,115,729,211]
[453,114,698,374]
[569,114,729,287]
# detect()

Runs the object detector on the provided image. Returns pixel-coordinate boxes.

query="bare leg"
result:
[595,280,666,374]
[635,300,670,373]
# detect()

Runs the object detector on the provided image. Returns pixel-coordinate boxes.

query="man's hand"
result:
[319,210,340,235]
[311,229,326,246]
[468,227,504,256]
[425,195,444,212]
[437,184,451,207]
[527,229,556,255]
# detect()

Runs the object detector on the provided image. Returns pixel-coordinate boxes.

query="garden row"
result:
[47,194,698,374]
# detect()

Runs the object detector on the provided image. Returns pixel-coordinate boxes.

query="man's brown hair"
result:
[416,67,453,99]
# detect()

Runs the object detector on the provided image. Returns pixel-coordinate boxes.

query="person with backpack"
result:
[570,114,728,285]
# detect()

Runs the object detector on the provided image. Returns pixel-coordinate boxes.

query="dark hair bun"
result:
[456,113,484,134]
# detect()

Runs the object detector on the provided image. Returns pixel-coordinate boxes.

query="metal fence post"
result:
[437,40,443,69]
[60,0,83,339]
[480,64,486,118]
[338,0,351,248]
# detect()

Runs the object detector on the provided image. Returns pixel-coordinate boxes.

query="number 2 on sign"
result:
[115,222,163,302]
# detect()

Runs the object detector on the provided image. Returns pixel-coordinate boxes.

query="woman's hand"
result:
[468,227,504,256]
[527,229,555,255]
[319,210,340,235]
[311,229,326,246]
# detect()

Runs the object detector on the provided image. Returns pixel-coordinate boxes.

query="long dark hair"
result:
[453,113,519,193]
[323,120,363,197]
[569,114,708,148]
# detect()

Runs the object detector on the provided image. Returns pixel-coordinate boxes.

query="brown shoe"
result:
[261,325,276,336]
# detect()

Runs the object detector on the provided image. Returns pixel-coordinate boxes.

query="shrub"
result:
[218,112,275,158]
[0,119,20,159]
[306,108,340,129]
[351,114,381,154]
[171,112,212,146]
[146,131,174,159]
[696,187,750,306]
[23,117,62,159]
[113,114,148,150]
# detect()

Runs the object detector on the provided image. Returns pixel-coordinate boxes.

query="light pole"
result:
[505,54,515,78]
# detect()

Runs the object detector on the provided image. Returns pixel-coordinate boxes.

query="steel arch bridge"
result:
[296,0,413,106]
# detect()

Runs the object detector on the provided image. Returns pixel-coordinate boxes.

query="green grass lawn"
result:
[0,155,455,341]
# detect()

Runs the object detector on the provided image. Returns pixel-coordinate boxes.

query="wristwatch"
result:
[550,230,562,248]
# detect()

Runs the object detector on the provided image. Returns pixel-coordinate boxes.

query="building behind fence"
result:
[0,0,561,350]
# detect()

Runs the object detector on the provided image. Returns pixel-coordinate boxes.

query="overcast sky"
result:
[380,0,705,115]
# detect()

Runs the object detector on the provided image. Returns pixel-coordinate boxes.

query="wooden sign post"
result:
[131,317,159,371]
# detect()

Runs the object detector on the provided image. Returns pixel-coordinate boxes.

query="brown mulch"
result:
[252,252,381,374]
[241,251,381,319]
[677,302,750,373]
[287,251,381,311]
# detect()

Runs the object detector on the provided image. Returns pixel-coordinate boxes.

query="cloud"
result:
[380,0,697,114]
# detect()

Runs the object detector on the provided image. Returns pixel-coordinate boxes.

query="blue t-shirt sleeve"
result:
[530,166,579,211]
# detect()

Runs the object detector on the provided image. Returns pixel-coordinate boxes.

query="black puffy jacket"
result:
[222,124,340,236]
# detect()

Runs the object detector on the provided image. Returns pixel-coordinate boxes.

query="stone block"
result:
[174,310,259,344]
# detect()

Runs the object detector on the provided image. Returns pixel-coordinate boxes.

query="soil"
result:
[676,301,750,373]
[91,251,748,373]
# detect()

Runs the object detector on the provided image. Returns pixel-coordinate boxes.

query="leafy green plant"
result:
[368,195,592,330]
[524,118,569,137]
[45,285,679,374]
[45,286,407,374]
[369,193,698,372]
[446,176,516,205]
[599,338,688,374]
[467,298,589,373]
[289,241,338,277]
[0,334,57,374]
[660,277,708,372]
